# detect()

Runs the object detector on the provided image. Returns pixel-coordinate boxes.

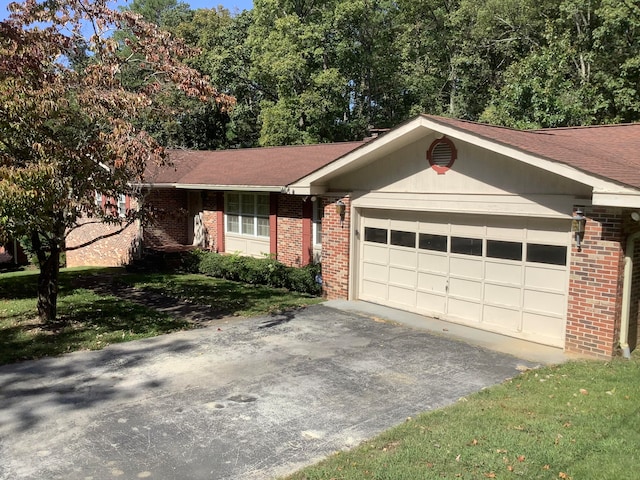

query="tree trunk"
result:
[32,232,61,323]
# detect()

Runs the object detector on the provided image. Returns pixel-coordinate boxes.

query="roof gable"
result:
[288,115,640,206]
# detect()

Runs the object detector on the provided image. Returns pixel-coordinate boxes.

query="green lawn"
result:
[283,354,640,480]
[0,267,322,365]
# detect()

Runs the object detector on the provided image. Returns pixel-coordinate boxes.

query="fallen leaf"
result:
[484,472,496,478]
[579,388,588,395]
[517,455,526,462]
[559,472,568,479]
[456,454,461,462]
[469,439,479,446]
[543,465,551,470]
[507,465,514,472]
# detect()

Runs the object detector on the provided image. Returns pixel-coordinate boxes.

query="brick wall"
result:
[566,206,625,358]
[321,196,350,299]
[277,194,310,267]
[201,191,221,252]
[143,189,188,247]
[66,216,141,267]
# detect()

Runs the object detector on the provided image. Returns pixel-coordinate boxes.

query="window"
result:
[451,236,483,256]
[95,192,103,207]
[364,227,388,244]
[117,194,127,217]
[225,193,270,238]
[419,233,448,252]
[526,244,567,266]
[312,200,323,245]
[427,137,457,174]
[391,230,415,248]
[487,240,522,261]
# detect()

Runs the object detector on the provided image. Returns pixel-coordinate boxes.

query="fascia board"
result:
[173,184,282,192]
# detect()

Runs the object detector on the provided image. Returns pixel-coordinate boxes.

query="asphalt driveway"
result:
[0,304,537,480]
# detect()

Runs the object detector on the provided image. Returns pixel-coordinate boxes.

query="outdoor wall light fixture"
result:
[336,199,346,226]
[631,211,640,222]
[572,209,587,251]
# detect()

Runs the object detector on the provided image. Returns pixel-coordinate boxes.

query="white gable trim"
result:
[288,116,640,206]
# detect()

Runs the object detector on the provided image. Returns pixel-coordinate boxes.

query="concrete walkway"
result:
[0,303,556,480]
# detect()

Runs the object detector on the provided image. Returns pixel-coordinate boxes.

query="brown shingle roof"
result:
[423,115,640,189]
[146,142,365,188]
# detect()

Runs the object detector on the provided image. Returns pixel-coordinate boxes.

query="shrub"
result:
[197,251,321,295]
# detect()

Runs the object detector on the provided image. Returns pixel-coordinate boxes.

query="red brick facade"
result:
[320,196,351,300]
[566,207,626,358]
[144,189,189,247]
[276,194,312,267]
[66,216,141,267]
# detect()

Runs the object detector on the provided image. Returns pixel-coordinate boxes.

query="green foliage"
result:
[196,251,321,295]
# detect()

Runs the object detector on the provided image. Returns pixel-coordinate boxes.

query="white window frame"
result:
[225,192,270,238]
[95,191,103,207]
[312,199,322,246]
[117,194,127,217]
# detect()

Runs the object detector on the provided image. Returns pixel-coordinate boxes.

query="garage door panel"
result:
[485,261,521,284]
[483,305,520,330]
[418,252,448,273]
[363,243,388,263]
[448,297,481,322]
[523,289,565,316]
[525,266,566,292]
[389,248,417,268]
[417,272,447,293]
[522,312,564,346]
[449,277,482,300]
[361,280,387,301]
[388,285,416,307]
[389,267,417,287]
[417,291,446,315]
[363,262,387,281]
[449,257,483,278]
[484,283,521,307]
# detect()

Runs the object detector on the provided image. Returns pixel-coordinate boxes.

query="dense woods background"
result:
[116,0,640,148]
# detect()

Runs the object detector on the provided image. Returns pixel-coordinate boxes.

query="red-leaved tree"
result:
[0,0,233,322]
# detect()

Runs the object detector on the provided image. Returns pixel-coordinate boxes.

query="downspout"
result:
[620,231,640,359]
[13,238,18,265]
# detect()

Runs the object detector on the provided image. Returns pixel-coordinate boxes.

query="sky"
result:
[0,0,254,20]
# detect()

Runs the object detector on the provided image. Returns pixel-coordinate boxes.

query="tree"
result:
[0,0,232,322]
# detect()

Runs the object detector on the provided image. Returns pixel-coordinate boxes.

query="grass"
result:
[282,354,640,480]
[0,267,322,365]
[118,272,324,317]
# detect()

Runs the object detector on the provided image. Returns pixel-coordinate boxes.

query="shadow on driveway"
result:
[0,304,537,480]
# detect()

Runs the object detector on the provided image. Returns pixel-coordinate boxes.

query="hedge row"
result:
[182,250,322,296]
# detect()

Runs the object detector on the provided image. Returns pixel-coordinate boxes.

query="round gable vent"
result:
[427,137,457,174]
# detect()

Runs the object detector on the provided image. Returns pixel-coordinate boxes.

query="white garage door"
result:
[359,210,570,347]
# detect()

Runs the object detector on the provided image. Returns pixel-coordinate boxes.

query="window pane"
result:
[313,201,322,245]
[364,227,387,244]
[240,194,255,215]
[451,237,483,256]
[419,233,447,252]
[227,193,240,214]
[487,240,522,261]
[242,216,255,235]
[256,194,270,216]
[527,244,567,265]
[390,230,415,248]
[227,214,239,233]
[257,217,270,237]
[118,194,127,216]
